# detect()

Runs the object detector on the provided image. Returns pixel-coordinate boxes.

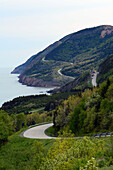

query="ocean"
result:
[0,68,54,107]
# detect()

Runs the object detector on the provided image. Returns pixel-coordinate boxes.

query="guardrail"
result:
[28,121,53,128]
[91,132,113,137]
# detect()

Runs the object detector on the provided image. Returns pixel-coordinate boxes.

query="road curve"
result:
[22,122,111,139]
[92,71,99,87]
[58,68,74,79]
[42,57,74,79]
[23,123,56,139]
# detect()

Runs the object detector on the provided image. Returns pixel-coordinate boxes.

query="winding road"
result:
[58,68,74,79]
[23,123,56,139]
[42,57,100,86]
[22,122,111,139]
[92,71,99,87]
[42,57,74,79]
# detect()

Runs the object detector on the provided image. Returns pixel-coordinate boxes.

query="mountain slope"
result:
[11,34,71,75]
[97,54,113,83]
[49,71,91,93]
[12,25,113,87]
[51,54,113,93]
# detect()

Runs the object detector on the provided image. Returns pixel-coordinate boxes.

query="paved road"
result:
[22,122,111,139]
[42,57,47,62]
[23,123,56,139]
[42,57,74,79]
[92,72,99,87]
[58,68,74,79]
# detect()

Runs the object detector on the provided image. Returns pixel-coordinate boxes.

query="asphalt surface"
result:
[22,122,111,139]
[42,57,74,79]
[58,68,74,79]
[23,123,56,139]
[92,72,99,87]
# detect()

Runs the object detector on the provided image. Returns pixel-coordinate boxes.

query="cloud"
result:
[1,0,112,13]
[1,0,113,39]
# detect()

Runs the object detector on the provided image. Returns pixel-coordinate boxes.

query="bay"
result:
[0,68,54,107]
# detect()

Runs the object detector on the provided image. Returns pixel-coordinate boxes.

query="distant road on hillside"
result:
[92,71,99,87]
[42,57,74,79]
[58,68,75,79]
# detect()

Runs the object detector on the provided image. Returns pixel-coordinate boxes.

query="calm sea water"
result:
[0,68,54,107]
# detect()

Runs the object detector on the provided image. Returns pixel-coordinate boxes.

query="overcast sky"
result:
[1,0,113,68]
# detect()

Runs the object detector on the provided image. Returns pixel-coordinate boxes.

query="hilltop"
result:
[12,25,113,87]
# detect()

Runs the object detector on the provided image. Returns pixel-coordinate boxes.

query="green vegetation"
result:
[2,37,113,168]
[1,75,113,169]
[53,76,113,136]
[0,130,54,170]
[53,71,91,93]
[20,59,73,86]
[97,54,113,83]
[40,136,113,169]
[45,126,58,137]
[1,92,76,115]
[1,129,113,169]
[13,25,113,87]
[42,26,113,77]
[0,109,53,143]
[0,110,14,143]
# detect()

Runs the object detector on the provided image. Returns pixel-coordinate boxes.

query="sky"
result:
[0,0,113,68]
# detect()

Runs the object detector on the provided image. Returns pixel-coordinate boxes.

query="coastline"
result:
[0,68,55,107]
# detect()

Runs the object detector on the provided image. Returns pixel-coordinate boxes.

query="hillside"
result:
[97,54,113,83]
[51,54,113,135]
[1,77,113,169]
[52,76,113,136]
[1,53,113,170]
[1,92,76,115]
[49,71,91,93]
[51,54,113,93]
[12,25,113,87]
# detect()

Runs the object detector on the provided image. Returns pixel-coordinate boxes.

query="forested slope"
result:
[12,25,113,87]
[53,76,113,136]
[1,61,113,170]
[97,54,113,83]
[1,92,76,115]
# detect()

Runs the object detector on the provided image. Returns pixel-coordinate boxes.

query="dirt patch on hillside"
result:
[101,25,113,38]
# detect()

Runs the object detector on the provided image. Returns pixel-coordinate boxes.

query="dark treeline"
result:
[1,92,76,115]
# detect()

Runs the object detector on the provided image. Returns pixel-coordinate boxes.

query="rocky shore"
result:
[19,75,61,88]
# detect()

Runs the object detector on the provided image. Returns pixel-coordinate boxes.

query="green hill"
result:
[51,54,113,135]
[12,25,113,87]
[51,54,113,93]
[1,49,113,169]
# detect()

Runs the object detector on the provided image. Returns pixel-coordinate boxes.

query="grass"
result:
[45,126,58,137]
[99,166,113,170]
[0,129,55,170]
[1,127,113,169]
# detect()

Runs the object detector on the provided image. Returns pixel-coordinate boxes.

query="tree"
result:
[98,80,109,98]
[16,113,26,131]
[26,112,40,126]
[70,106,80,134]
[106,83,113,100]
[31,141,45,169]
[0,110,13,143]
